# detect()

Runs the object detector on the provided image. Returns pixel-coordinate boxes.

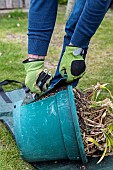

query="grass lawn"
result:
[0,5,113,170]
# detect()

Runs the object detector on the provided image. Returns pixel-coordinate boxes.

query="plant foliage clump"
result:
[73,83,113,164]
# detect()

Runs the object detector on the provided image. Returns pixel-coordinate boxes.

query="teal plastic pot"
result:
[13,86,87,163]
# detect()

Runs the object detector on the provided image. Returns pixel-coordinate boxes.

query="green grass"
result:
[0,6,113,169]
[0,122,34,170]
[0,10,28,33]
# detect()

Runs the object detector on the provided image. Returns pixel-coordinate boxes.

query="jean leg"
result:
[71,0,112,48]
[51,0,86,86]
[71,0,112,87]
[28,0,58,56]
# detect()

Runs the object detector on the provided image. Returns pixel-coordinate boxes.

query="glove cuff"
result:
[23,58,44,63]
[23,59,44,73]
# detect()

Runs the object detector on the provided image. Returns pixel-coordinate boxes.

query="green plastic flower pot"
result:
[13,86,87,163]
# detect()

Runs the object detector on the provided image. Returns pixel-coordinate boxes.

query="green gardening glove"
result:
[23,59,44,93]
[59,46,86,83]
[23,59,52,94]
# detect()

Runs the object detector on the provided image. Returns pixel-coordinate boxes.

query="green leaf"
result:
[87,137,101,148]
[108,123,113,134]
[106,137,111,152]
[97,143,107,164]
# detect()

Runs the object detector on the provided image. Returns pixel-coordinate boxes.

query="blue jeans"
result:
[28,0,111,87]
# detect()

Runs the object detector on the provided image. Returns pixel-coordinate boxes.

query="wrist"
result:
[28,54,45,61]
[69,42,74,46]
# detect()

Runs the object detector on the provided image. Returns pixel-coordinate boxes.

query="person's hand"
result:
[59,46,86,83]
[23,59,52,94]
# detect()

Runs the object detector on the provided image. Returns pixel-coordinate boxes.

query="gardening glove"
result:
[59,46,86,83]
[23,59,52,95]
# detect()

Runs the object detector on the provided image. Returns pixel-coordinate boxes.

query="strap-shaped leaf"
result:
[97,143,107,164]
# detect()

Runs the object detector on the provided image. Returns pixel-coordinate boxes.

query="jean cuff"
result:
[71,30,90,49]
[28,38,49,56]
